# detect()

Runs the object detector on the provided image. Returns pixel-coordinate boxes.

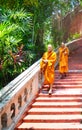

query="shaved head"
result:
[48,44,53,52]
[61,42,65,48]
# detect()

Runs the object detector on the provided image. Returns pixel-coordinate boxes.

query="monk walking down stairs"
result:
[40,44,57,95]
[59,42,69,79]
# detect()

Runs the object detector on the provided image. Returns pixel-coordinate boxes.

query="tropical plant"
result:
[0,8,33,88]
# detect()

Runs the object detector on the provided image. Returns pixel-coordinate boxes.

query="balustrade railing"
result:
[0,59,43,130]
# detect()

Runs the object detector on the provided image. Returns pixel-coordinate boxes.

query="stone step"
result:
[35,100,81,102]
[54,85,82,87]
[55,81,82,84]
[40,86,82,94]
[40,91,82,95]
[56,76,82,79]
[55,79,82,81]
[42,87,82,90]
[35,97,82,102]
[32,101,82,108]
[38,94,82,98]
[32,101,82,106]
[22,114,82,123]
[28,107,82,115]
[56,74,82,77]
[17,122,82,130]
[28,112,80,115]
[56,75,82,78]
[32,105,81,108]
[28,107,82,113]
[36,96,82,100]
[56,70,82,73]
[56,73,82,76]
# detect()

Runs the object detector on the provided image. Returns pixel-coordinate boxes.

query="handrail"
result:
[0,59,40,102]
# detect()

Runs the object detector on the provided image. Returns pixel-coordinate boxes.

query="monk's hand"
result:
[62,50,65,53]
[62,48,66,53]
[64,51,67,55]
[43,59,48,63]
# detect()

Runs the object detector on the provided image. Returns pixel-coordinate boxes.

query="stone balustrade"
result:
[0,60,43,130]
[0,38,82,130]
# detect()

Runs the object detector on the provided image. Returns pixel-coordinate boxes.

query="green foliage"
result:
[67,32,81,42]
[43,17,53,49]
[0,7,33,88]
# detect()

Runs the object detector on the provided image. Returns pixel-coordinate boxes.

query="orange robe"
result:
[40,51,57,84]
[59,46,69,73]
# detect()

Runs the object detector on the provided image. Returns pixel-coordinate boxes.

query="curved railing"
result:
[0,38,82,130]
[0,59,41,101]
[0,59,42,130]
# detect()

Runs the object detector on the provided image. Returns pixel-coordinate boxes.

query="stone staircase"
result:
[15,72,82,130]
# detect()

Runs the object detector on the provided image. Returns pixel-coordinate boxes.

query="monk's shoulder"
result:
[52,51,56,56]
[44,52,47,56]
[42,52,47,57]
[66,46,69,50]
[59,47,61,51]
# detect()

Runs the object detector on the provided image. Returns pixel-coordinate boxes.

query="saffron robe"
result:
[59,46,69,73]
[40,51,57,84]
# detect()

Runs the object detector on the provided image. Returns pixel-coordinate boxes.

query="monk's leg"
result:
[48,84,53,94]
[64,72,67,77]
[59,66,68,79]
[59,66,64,79]
[64,66,68,77]
[59,73,64,79]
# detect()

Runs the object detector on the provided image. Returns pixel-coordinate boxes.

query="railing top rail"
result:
[0,59,40,102]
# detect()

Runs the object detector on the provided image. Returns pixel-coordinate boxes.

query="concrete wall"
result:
[62,6,82,41]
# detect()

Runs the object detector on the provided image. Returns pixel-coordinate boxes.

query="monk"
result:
[59,42,69,79]
[40,44,57,94]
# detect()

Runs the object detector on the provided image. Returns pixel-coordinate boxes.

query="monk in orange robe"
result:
[40,44,57,94]
[59,42,69,79]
